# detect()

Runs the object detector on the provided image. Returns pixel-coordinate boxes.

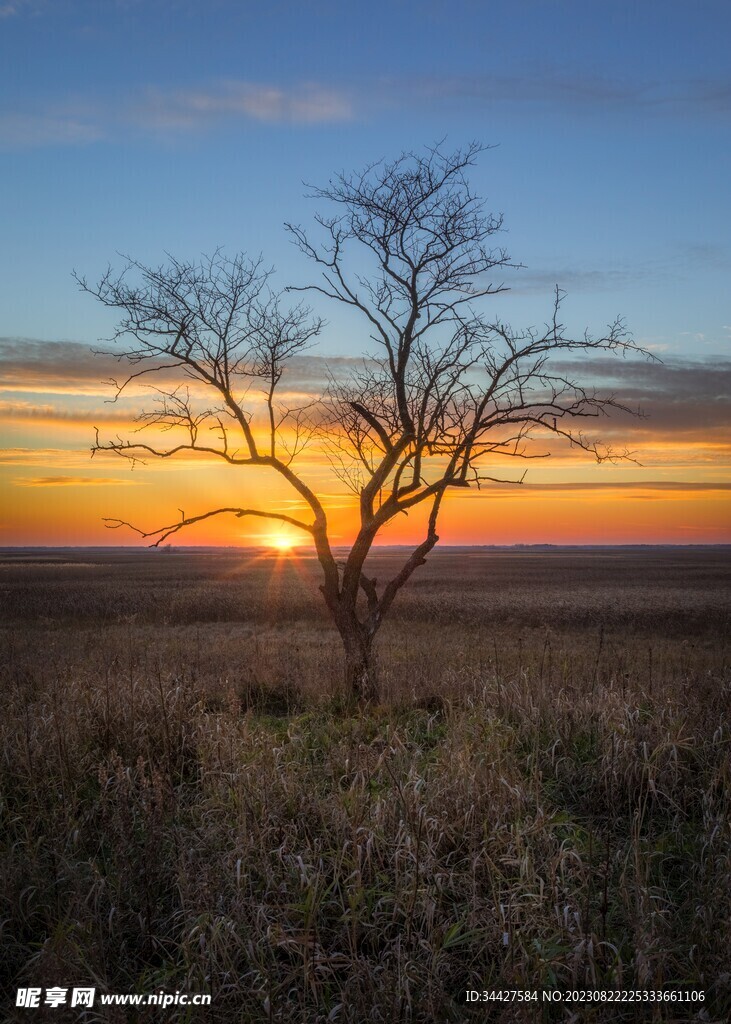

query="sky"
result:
[1,0,730,546]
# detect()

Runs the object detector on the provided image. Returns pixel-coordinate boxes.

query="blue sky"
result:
[1,0,729,354]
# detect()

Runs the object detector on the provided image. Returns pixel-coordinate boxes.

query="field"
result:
[1,546,730,1022]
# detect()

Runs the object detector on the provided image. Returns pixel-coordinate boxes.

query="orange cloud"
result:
[13,475,143,487]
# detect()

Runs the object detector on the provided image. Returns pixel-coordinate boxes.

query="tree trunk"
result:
[341,629,379,704]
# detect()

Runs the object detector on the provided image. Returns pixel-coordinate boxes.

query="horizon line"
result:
[2,543,731,552]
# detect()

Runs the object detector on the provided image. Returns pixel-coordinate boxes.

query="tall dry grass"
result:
[0,548,729,1021]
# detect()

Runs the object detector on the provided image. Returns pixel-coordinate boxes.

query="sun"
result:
[267,533,296,553]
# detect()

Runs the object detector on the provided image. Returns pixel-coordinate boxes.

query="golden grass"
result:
[1,548,729,1021]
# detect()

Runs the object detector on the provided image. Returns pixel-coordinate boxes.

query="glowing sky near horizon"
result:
[1,0,729,546]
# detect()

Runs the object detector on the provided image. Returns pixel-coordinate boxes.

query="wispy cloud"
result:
[491,481,731,492]
[2,66,729,150]
[452,479,731,501]
[0,337,369,397]
[0,398,138,424]
[503,243,731,296]
[0,0,36,18]
[0,337,153,394]
[13,475,142,486]
[386,71,731,119]
[552,356,731,438]
[505,267,644,296]
[0,80,353,149]
[132,81,353,131]
[0,112,103,148]
[0,447,103,468]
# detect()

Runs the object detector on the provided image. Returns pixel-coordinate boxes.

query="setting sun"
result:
[267,534,297,552]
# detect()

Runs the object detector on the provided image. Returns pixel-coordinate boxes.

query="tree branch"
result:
[103,507,314,547]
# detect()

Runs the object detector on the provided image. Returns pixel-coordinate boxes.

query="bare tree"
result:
[79,144,646,704]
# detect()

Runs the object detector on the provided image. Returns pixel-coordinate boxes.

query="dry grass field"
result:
[1,546,729,1022]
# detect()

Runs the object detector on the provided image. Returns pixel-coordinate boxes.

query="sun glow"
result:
[267,533,297,552]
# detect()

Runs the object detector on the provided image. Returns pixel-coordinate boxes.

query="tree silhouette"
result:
[78,143,645,703]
